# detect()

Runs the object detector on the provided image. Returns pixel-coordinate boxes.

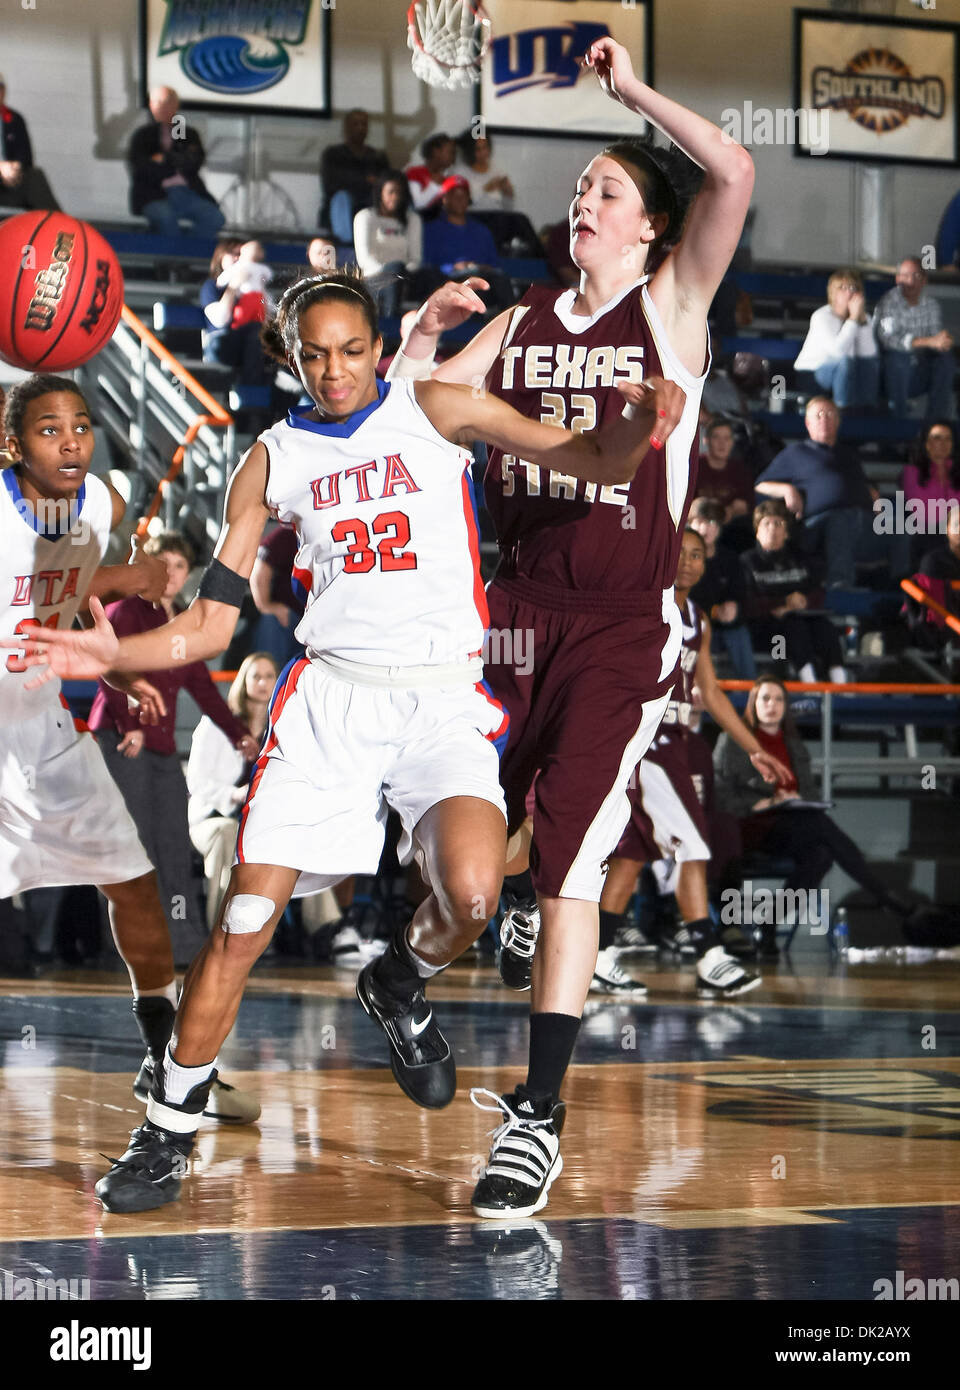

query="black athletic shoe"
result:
[356,961,456,1109]
[95,1121,196,1214]
[498,901,540,991]
[470,1088,566,1218]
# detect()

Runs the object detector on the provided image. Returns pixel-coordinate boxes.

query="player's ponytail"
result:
[261,271,380,363]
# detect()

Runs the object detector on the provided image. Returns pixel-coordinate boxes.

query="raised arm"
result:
[416,375,685,486]
[584,38,754,326]
[4,444,270,684]
[385,278,511,385]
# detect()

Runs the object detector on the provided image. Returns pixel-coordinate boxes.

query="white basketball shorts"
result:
[235,656,509,897]
[0,701,153,897]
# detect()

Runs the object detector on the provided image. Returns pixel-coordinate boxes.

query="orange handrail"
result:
[118,305,234,538]
[900,576,960,639]
[717,679,960,694]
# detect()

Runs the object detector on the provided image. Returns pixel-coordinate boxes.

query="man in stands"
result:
[320,108,389,246]
[128,87,225,239]
[422,175,513,314]
[0,75,60,211]
[754,397,876,588]
[874,257,956,420]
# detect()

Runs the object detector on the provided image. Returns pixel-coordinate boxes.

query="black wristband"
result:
[196,557,247,608]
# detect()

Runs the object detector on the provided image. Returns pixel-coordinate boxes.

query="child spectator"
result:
[688,497,756,678]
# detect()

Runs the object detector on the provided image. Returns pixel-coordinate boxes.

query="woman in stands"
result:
[353,172,425,317]
[793,267,879,411]
[11,270,683,1216]
[714,676,915,957]
[901,421,960,569]
[388,35,756,1217]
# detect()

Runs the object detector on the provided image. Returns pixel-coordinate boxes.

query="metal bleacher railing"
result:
[78,304,235,551]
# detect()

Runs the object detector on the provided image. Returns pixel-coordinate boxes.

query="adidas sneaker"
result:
[696,945,761,999]
[498,901,540,991]
[590,947,648,997]
[470,1087,565,1219]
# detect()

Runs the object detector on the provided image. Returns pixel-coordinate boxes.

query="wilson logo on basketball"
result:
[812,47,945,135]
[79,261,114,336]
[23,231,75,333]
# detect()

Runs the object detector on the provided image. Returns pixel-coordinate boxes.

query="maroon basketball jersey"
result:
[661,598,703,730]
[484,280,706,610]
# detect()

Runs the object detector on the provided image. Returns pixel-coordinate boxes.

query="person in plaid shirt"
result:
[873,257,956,420]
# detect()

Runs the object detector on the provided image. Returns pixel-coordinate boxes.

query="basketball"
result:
[0,211,124,372]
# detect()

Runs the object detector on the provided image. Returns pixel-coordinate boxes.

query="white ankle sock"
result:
[161,1044,217,1105]
[798,662,817,684]
[133,981,178,1006]
[404,929,443,978]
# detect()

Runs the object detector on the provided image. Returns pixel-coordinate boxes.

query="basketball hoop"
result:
[407,0,491,90]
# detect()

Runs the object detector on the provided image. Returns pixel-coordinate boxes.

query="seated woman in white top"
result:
[793,267,879,410]
[353,171,424,317]
[187,651,278,929]
[450,131,514,211]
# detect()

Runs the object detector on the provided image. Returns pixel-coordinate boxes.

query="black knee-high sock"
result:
[132,996,175,1063]
[520,1012,581,1102]
[503,869,534,905]
[598,908,623,951]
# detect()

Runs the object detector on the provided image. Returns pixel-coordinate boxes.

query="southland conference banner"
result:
[139,0,332,118]
[479,0,652,140]
[794,9,958,166]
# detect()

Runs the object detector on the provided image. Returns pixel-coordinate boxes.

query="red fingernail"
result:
[650,435,663,450]
[658,409,666,417]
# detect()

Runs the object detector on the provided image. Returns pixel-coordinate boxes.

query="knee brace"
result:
[221,894,276,935]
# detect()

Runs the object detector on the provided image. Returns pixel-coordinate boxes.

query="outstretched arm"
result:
[3,445,270,684]
[417,376,685,486]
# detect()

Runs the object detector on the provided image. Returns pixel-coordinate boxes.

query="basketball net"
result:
[407,0,491,90]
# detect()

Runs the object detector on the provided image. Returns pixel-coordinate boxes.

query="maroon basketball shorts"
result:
[616,728,712,865]
[485,579,682,901]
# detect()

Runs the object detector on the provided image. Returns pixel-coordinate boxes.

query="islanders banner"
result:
[794,9,958,165]
[479,0,651,139]
[140,0,332,117]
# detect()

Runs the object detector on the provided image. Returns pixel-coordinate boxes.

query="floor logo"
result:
[812,48,944,135]
[663,1067,960,1139]
[158,0,312,96]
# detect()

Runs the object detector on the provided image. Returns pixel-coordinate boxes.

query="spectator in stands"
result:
[451,129,514,210]
[88,532,256,962]
[697,416,754,523]
[740,499,848,685]
[906,506,960,652]
[422,175,513,313]
[404,132,456,216]
[187,652,278,930]
[353,172,424,317]
[0,75,60,211]
[755,396,876,588]
[793,267,879,410]
[688,497,756,679]
[714,676,913,957]
[901,421,960,568]
[249,522,304,667]
[128,86,225,238]
[873,257,956,420]
[199,238,274,387]
[450,128,539,257]
[307,232,337,273]
[320,108,389,247]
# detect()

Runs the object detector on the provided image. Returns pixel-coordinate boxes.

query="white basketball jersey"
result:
[0,468,112,727]
[259,379,488,666]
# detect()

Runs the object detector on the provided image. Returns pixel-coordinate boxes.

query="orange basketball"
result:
[0,211,124,371]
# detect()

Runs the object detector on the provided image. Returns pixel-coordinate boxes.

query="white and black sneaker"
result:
[470,1087,565,1218]
[696,945,761,999]
[613,923,658,955]
[330,923,366,964]
[659,922,698,958]
[498,901,540,992]
[590,947,648,997]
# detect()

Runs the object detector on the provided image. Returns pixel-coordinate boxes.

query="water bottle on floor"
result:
[833,907,849,957]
